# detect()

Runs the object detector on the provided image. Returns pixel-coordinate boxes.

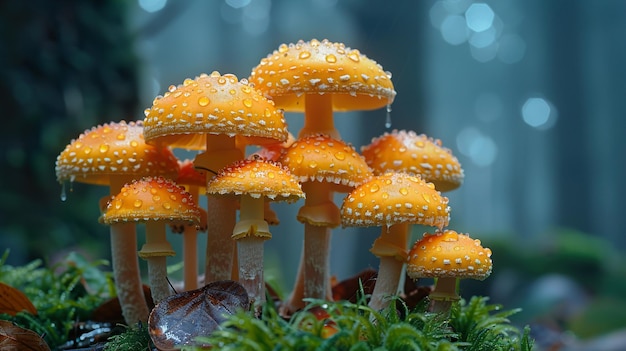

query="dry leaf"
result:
[0,320,51,351]
[148,280,249,350]
[0,282,37,316]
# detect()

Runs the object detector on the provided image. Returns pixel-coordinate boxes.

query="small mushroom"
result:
[55,120,179,324]
[341,172,450,311]
[207,158,304,307]
[406,230,493,314]
[361,130,464,192]
[101,176,201,304]
[172,159,209,291]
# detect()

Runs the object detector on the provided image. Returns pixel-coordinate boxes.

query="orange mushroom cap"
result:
[341,172,450,229]
[279,134,372,192]
[55,121,179,186]
[407,230,493,280]
[143,71,289,150]
[361,130,464,192]
[249,39,396,112]
[248,131,296,162]
[101,176,201,225]
[175,159,208,191]
[206,158,304,203]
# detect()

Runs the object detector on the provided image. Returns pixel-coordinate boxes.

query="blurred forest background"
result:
[2,0,626,345]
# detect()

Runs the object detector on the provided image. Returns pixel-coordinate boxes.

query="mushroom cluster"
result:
[55,38,492,324]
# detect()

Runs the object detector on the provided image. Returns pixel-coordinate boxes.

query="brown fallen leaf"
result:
[0,320,51,351]
[0,282,37,316]
[148,280,249,350]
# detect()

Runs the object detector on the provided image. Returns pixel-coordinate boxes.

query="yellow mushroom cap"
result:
[341,172,450,228]
[406,230,493,280]
[279,134,372,191]
[361,130,464,192]
[101,176,201,225]
[249,39,396,112]
[55,121,179,186]
[206,158,304,203]
[143,71,289,150]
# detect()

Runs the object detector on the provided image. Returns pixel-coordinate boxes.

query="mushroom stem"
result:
[300,94,339,139]
[182,185,200,291]
[299,181,339,305]
[429,277,460,314]
[108,176,149,325]
[234,194,270,306]
[369,223,410,311]
[196,134,243,283]
[139,221,175,304]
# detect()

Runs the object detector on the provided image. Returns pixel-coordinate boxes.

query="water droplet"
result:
[150,188,158,195]
[385,104,392,128]
[130,141,139,148]
[422,193,431,203]
[153,195,161,202]
[299,51,311,59]
[308,161,317,169]
[60,183,67,201]
[334,152,345,160]
[347,51,360,62]
[183,78,194,86]
[381,192,389,199]
[399,187,408,196]
[278,44,289,53]
[83,147,92,155]
[163,202,171,210]
[168,85,177,92]
[134,199,143,208]
[218,77,227,85]
[243,99,253,108]
[116,133,126,141]
[143,108,151,117]
[325,54,337,63]
[295,155,304,164]
[115,199,122,210]
[99,144,109,153]
[198,96,210,106]
[170,194,177,201]
[268,172,275,179]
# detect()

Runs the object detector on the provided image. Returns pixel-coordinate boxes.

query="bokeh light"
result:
[522,97,558,130]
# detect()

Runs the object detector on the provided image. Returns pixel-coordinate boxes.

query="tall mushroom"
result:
[55,120,179,324]
[143,72,289,283]
[279,134,372,312]
[101,176,201,304]
[206,158,304,306]
[361,130,464,192]
[249,38,396,140]
[407,230,493,314]
[341,172,450,311]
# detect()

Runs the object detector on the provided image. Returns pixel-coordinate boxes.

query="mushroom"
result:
[279,134,372,312]
[406,230,493,314]
[341,172,450,311]
[55,120,179,324]
[249,38,396,140]
[361,130,464,192]
[206,158,304,307]
[143,72,289,284]
[101,176,201,304]
[172,159,209,291]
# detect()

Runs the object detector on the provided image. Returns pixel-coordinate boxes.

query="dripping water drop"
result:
[60,182,67,201]
[385,104,392,128]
